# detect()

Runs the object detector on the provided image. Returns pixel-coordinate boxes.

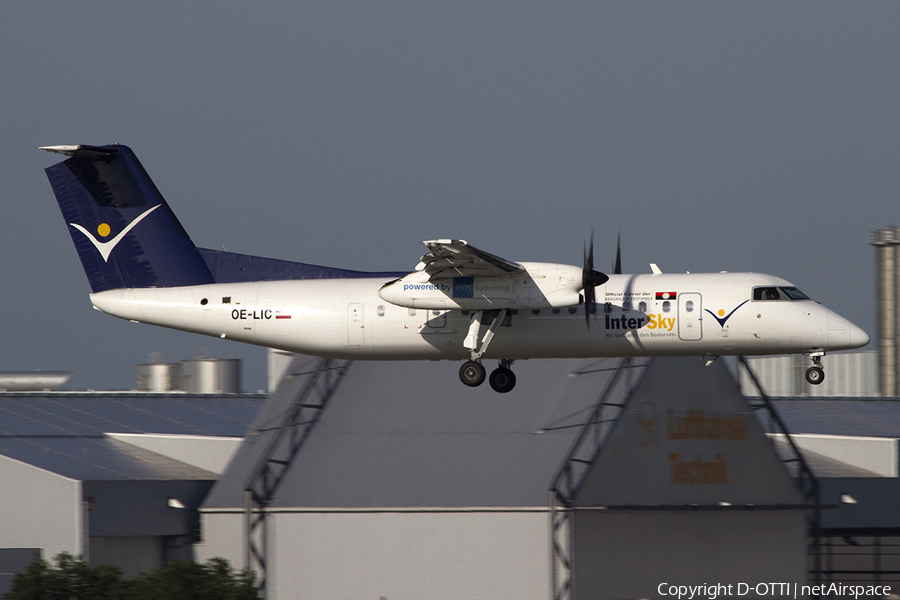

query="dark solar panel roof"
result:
[0,395,264,437]
[767,399,900,438]
[0,436,216,481]
[0,393,265,481]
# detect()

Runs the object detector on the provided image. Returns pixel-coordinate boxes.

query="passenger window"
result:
[662,301,671,313]
[569,307,577,315]
[685,300,694,312]
[604,302,613,314]
[532,309,541,315]
[552,308,561,315]
[408,308,417,316]
[377,305,386,317]
[622,301,631,311]
[638,301,647,313]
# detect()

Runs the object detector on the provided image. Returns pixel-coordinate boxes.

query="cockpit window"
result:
[752,286,811,301]
[780,286,810,300]
[753,287,781,301]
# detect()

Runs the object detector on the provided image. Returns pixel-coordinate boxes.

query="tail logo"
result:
[69,205,161,262]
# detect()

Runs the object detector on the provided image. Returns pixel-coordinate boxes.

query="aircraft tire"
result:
[460,361,486,387]
[489,367,516,393]
[805,366,825,385]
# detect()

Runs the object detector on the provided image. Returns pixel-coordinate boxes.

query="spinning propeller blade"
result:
[614,231,622,275]
[582,231,609,328]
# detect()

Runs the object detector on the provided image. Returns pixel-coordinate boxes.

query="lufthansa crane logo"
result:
[635,401,658,446]
[69,205,161,263]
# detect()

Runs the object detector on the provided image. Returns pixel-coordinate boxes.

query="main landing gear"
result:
[805,351,825,385]
[459,360,517,393]
[459,360,486,387]
[458,309,517,393]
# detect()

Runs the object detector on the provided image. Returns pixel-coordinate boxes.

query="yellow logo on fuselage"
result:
[604,313,675,332]
[646,314,675,332]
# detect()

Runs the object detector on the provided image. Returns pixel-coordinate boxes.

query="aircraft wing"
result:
[417,239,524,278]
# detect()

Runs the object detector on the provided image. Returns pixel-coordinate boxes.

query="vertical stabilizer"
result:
[43,144,214,292]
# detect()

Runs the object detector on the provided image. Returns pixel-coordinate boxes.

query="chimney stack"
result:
[869,227,900,397]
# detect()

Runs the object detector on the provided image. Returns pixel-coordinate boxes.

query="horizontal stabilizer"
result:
[41,145,119,158]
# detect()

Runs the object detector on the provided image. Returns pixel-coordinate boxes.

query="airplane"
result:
[41,144,870,393]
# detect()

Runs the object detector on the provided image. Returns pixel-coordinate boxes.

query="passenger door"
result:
[678,293,702,341]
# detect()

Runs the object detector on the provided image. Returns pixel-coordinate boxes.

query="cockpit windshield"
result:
[752,286,811,301]
[780,286,810,300]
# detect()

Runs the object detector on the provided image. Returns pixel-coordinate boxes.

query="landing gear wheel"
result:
[805,366,825,385]
[460,360,486,387]
[489,367,517,393]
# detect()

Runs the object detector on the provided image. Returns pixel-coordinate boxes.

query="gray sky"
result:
[1,2,897,391]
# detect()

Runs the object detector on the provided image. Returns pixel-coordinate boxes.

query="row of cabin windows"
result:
[375,306,450,328]
[374,287,808,321]
[373,307,446,317]
[202,286,808,314]
[374,304,673,318]
[604,300,673,313]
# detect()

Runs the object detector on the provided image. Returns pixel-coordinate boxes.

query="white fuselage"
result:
[88,271,869,361]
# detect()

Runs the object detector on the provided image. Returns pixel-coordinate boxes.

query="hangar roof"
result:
[205,356,653,509]
[207,355,900,512]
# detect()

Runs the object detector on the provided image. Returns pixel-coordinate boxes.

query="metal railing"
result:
[549,357,645,600]
[243,357,351,598]
[737,356,822,585]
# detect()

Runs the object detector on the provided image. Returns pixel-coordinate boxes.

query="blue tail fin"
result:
[43,144,215,293]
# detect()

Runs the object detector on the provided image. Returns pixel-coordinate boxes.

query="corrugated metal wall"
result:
[741,351,879,397]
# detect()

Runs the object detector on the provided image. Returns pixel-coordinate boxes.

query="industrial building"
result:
[0,386,265,594]
[2,349,900,598]
[194,353,898,599]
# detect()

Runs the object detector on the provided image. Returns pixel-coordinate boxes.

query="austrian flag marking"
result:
[655,292,677,300]
[275,311,291,320]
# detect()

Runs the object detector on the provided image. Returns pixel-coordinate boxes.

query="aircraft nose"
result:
[826,311,870,349]
[849,321,870,349]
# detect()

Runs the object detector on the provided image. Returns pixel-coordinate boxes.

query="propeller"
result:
[582,231,609,328]
[614,230,622,275]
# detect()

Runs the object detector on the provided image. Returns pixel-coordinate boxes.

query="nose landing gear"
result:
[805,351,825,385]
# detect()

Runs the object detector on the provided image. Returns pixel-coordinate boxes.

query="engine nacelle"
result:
[378,262,584,310]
